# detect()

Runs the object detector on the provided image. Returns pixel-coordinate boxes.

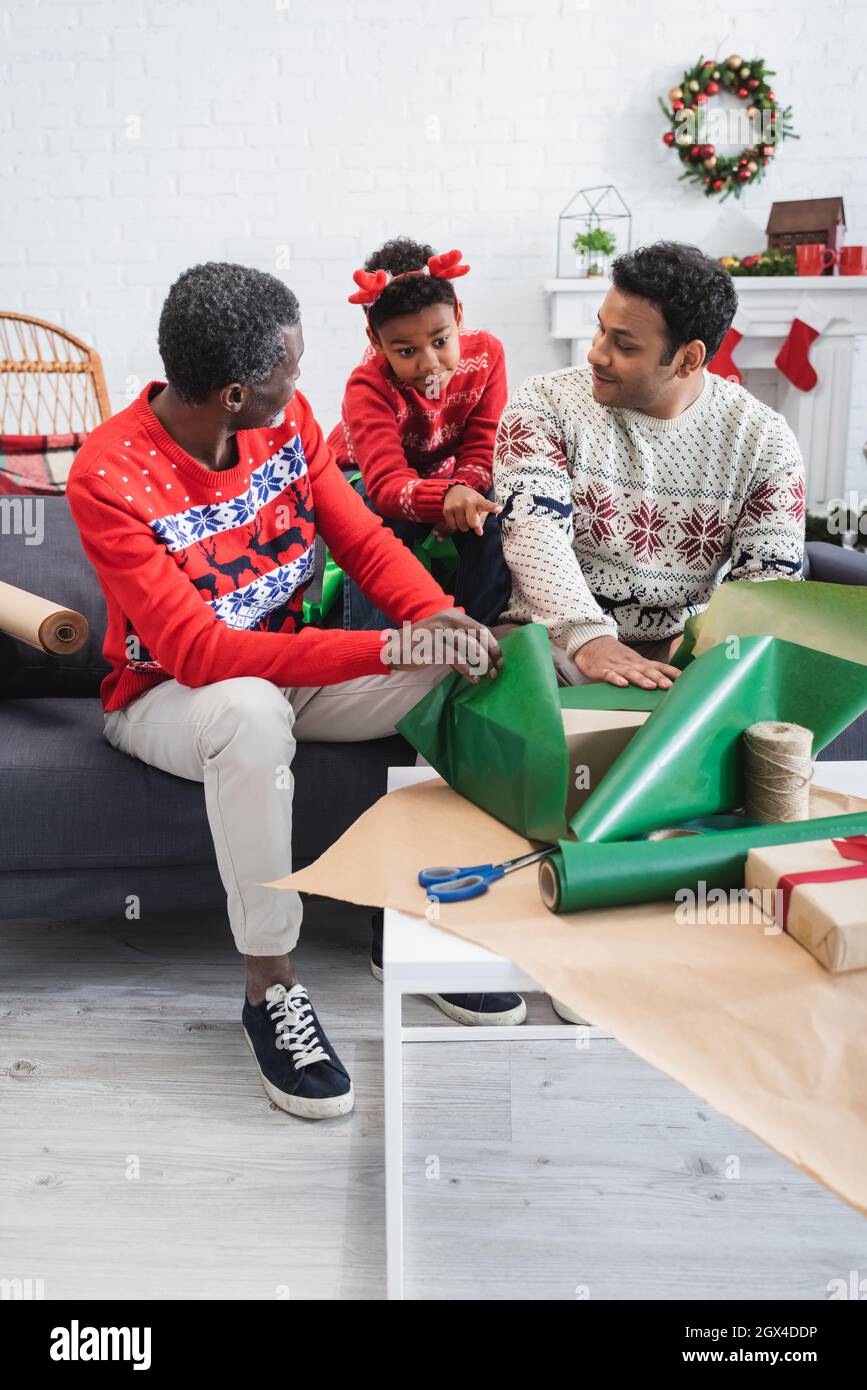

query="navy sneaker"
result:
[370,911,527,1027]
[242,982,354,1120]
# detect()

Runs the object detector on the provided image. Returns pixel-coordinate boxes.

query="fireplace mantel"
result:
[544,276,867,508]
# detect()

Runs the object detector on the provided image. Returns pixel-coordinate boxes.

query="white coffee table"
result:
[383,765,609,1300]
[382,760,866,1300]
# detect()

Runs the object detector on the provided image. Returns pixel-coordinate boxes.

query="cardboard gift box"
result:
[562,706,648,822]
[745,837,867,973]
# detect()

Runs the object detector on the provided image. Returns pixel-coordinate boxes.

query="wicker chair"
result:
[0,311,111,435]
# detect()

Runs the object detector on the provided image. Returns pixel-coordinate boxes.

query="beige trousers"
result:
[103,666,449,957]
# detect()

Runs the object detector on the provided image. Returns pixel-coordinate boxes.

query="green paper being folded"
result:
[570,635,867,842]
[397,623,572,843]
[541,808,867,914]
[398,582,867,846]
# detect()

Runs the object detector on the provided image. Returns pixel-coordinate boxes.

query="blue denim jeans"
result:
[343,475,512,631]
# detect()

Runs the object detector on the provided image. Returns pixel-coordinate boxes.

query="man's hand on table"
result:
[574,635,681,690]
[382,607,502,685]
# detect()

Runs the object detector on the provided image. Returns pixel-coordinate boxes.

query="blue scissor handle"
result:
[418,863,494,888]
[425,870,500,902]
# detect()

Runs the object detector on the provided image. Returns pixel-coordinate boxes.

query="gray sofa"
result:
[1,502,865,924]
[0,497,415,922]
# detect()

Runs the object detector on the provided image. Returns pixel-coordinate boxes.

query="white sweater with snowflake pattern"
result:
[493,367,805,656]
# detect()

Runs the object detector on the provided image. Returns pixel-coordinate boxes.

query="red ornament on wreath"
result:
[658,52,797,200]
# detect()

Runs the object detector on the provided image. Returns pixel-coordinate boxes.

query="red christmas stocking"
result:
[775,299,833,393]
[708,327,743,384]
[775,320,820,391]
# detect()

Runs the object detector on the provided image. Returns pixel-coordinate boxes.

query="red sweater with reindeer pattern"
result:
[66,382,452,712]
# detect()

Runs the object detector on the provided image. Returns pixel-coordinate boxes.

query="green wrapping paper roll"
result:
[538,810,867,914]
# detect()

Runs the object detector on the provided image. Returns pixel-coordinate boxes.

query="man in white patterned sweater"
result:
[493,242,806,690]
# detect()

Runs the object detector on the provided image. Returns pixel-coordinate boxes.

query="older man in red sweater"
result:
[67,262,523,1122]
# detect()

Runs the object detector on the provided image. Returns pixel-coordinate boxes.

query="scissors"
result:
[419,848,553,902]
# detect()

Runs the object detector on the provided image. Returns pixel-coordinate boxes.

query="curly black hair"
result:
[363,236,458,335]
[158,262,300,405]
[610,242,737,364]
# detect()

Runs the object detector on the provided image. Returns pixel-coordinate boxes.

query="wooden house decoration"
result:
[766,198,846,272]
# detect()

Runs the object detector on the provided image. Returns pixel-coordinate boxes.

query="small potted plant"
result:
[572,226,617,277]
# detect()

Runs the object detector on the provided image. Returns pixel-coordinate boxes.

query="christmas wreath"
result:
[658,54,797,200]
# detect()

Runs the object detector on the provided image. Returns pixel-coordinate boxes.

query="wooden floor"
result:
[1,901,864,1301]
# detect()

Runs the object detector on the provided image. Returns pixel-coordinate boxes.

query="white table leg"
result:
[383,979,404,1301]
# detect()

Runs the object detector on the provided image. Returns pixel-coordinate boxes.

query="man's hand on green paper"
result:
[575,635,681,690]
[382,607,503,685]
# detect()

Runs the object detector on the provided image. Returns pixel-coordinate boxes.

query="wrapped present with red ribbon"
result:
[745,836,867,973]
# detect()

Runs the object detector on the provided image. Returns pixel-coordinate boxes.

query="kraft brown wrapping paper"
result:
[275,777,867,1217]
[0,578,88,654]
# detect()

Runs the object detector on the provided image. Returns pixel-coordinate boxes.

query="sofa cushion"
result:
[0,696,415,875]
[0,495,110,697]
[804,541,867,586]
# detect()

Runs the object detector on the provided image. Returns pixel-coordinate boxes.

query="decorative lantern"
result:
[556,185,632,280]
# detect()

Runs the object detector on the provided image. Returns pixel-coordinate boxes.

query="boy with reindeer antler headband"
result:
[327,237,512,631]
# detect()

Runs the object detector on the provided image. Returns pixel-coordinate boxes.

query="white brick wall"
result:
[2,0,866,493]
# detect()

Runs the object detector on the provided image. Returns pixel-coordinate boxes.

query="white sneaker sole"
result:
[426,993,528,1026]
[243,1029,355,1120]
[371,961,527,1027]
[549,996,589,1025]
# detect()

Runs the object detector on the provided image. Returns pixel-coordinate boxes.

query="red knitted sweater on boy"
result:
[326,329,507,523]
[66,383,451,713]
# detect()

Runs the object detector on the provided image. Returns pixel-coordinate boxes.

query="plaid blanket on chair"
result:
[0,432,88,495]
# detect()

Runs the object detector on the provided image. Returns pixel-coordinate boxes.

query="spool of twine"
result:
[743,721,814,824]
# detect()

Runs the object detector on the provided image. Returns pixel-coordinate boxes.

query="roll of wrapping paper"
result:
[0,578,88,654]
[538,809,867,914]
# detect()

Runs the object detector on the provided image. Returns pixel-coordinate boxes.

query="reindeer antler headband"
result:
[348,248,470,307]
